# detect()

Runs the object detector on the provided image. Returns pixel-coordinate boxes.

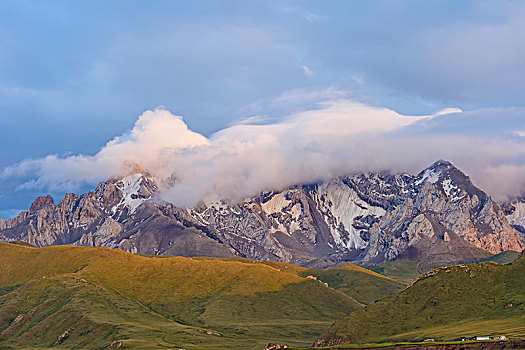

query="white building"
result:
[476,336,490,341]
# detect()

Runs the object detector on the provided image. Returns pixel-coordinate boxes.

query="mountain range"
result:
[1,160,524,268]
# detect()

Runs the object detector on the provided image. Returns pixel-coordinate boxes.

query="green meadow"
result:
[0,242,401,349]
[318,254,525,346]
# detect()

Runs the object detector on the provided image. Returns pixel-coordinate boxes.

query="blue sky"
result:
[1,1,525,218]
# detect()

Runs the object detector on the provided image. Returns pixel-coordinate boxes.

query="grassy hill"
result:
[195,257,406,305]
[367,259,424,285]
[317,253,525,346]
[0,242,400,349]
[366,251,522,285]
[481,250,522,265]
[298,264,404,305]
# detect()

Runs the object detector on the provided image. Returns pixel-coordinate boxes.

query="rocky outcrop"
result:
[29,195,55,213]
[363,161,524,266]
[183,174,406,264]
[503,197,525,234]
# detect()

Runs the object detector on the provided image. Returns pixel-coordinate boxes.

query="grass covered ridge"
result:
[298,264,404,305]
[0,242,399,349]
[368,259,424,284]
[317,254,525,346]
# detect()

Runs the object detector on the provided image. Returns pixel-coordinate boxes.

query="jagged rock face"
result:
[185,176,392,264]
[363,161,525,266]
[0,172,401,265]
[0,173,238,259]
[1,161,524,267]
[343,171,415,211]
[502,197,525,234]
[29,195,55,213]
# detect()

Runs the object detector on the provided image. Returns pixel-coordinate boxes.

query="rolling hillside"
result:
[0,242,401,349]
[316,253,525,346]
[297,264,403,305]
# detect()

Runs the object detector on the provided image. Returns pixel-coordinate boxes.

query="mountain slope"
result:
[363,160,524,268]
[297,264,403,305]
[0,242,389,349]
[0,274,206,349]
[503,196,525,234]
[316,253,525,346]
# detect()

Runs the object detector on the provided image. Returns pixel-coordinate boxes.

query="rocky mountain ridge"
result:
[1,160,523,267]
[363,161,524,268]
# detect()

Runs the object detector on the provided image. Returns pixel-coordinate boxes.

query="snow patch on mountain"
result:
[258,190,305,236]
[415,167,440,186]
[288,203,303,233]
[314,179,385,249]
[187,207,211,225]
[112,174,150,217]
[442,179,454,196]
[441,178,465,202]
[507,201,525,230]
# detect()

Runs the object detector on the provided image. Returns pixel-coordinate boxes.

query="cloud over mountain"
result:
[2,100,524,206]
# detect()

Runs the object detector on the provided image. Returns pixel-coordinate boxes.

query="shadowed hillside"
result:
[316,253,525,346]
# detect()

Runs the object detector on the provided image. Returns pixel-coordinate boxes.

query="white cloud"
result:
[240,86,350,117]
[1,108,208,193]
[2,101,525,206]
[302,65,313,76]
[434,107,462,116]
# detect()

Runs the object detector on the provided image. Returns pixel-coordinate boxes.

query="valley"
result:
[1,241,523,349]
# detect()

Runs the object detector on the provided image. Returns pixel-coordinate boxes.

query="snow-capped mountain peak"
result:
[111,173,158,217]
[415,160,453,185]
[413,160,486,202]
